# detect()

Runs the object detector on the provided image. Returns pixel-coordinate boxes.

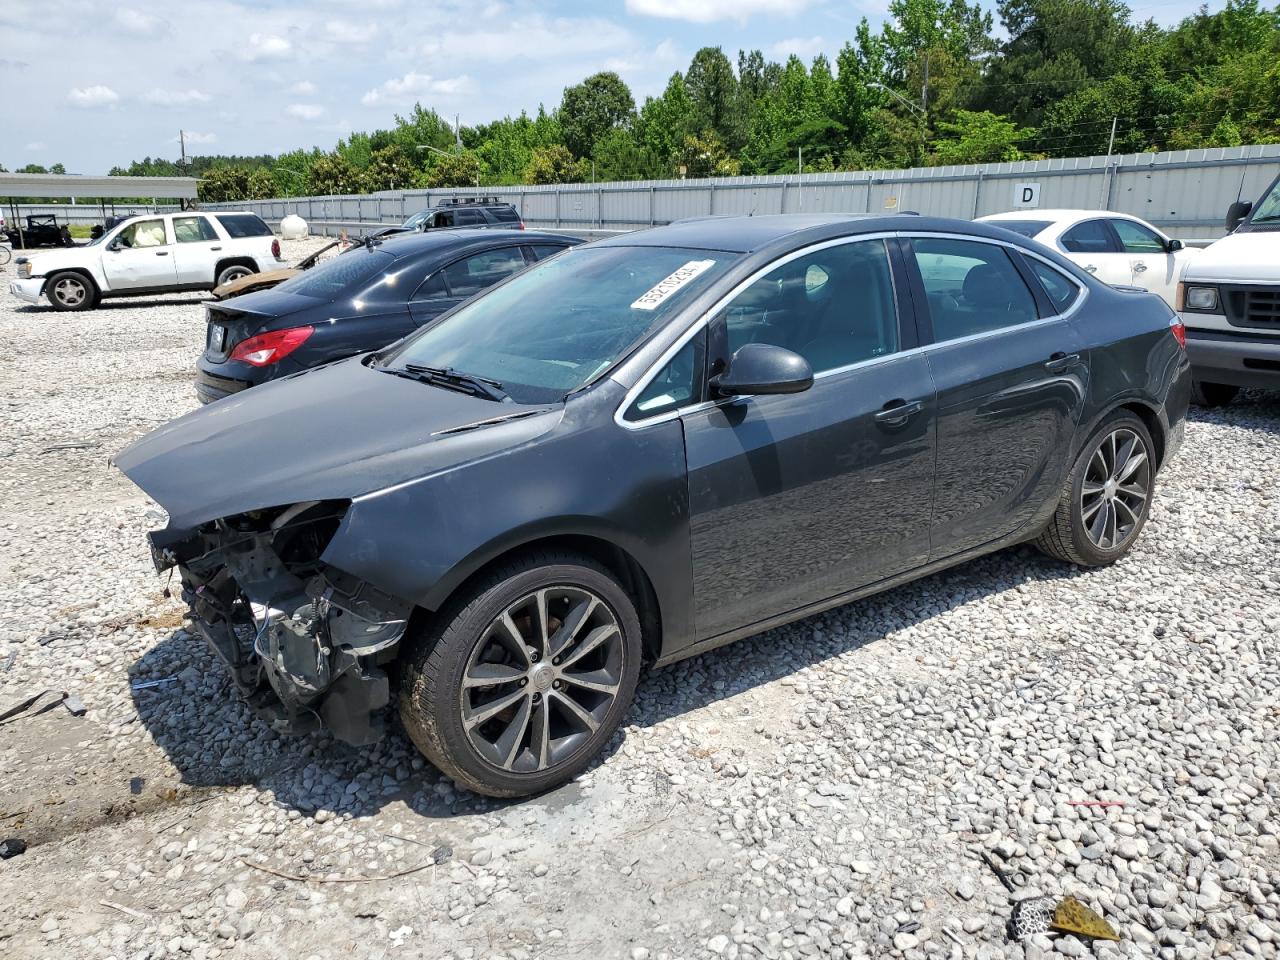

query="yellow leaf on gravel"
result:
[1051,896,1121,941]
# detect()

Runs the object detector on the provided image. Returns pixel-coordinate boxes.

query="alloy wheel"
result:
[460,586,625,774]
[53,277,86,307]
[1080,427,1150,550]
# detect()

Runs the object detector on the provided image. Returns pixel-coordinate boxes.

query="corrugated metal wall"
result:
[13,144,1279,240]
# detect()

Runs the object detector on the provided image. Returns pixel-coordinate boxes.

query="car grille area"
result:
[1224,285,1280,329]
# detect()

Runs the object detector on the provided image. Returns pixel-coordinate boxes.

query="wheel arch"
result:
[214,256,258,281]
[43,268,101,305]
[1076,397,1167,471]
[415,531,665,665]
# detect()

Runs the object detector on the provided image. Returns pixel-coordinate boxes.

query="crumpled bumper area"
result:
[149,500,411,746]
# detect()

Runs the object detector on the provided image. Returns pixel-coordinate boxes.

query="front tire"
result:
[46,271,97,311]
[1190,381,1238,408]
[397,552,643,798]
[215,264,254,287]
[1035,411,1156,567]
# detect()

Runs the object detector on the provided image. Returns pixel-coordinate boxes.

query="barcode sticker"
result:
[631,259,716,311]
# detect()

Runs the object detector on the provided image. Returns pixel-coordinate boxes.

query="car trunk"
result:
[204,290,315,362]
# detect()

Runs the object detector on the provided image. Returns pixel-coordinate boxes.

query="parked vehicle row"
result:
[115,213,1191,798]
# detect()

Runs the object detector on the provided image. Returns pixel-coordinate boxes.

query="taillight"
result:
[230,326,314,366]
[518,222,525,230]
[271,238,281,259]
[1170,316,1186,350]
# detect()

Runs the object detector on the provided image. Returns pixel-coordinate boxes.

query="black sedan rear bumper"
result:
[196,367,251,405]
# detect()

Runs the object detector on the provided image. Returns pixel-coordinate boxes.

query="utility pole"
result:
[454,114,462,152]
[922,53,929,117]
[179,129,187,168]
[1098,117,1117,208]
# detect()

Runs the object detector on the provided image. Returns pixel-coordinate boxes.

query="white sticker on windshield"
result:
[631,259,716,311]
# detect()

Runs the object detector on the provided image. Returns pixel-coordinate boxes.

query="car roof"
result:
[592,213,1037,254]
[373,228,576,261]
[979,209,1145,225]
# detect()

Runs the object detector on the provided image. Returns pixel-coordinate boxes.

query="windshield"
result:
[986,220,1051,239]
[383,245,736,404]
[275,248,392,299]
[402,210,429,230]
[1248,176,1280,226]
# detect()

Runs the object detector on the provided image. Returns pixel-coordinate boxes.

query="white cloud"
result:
[287,103,325,120]
[289,80,317,95]
[25,140,46,151]
[115,8,166,34]
[625,0,818,22]
[67,85,120,108]
[324,19,378,43]
[244,33,292,60]
[419,15,633,63]
[768,36,828,60]
[181,131,218,144]
[142,88,211,106]
[361,71,470,105]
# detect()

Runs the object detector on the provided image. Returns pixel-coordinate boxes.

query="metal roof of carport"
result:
[0,172,198,199]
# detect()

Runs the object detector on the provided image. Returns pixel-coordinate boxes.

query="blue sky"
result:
[1,0,1222,174]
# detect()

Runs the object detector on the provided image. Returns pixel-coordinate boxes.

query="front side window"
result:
[625,333,706,422]
[432,211,455,228]
[910,238,1039,341]
[720,240,899,375]
[173,216,218,243]
[117,219,168,248]
[384,245,736,404]
[455,209,486,226]
[1110,218,1166,254]
[1060,220,1118,254]
[1026,257,1083,313]
[1248,176,1280,226]
[443,248,527,298]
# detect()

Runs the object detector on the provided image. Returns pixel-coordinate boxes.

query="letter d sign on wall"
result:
[1014,183,1041,207]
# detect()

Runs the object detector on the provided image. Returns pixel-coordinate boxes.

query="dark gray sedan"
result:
[115,214,1190,797]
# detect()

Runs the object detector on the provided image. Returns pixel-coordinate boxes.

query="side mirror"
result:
[1166,238,1184,252]
[1225,200,1252,232]
[711,342,813,398]
[107,237,124,251]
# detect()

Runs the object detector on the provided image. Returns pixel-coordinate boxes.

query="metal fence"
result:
[13,144,1280,241]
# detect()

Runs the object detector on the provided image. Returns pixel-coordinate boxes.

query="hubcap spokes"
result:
[1081,427,1150,550]
[461,587,624,774]
[55,279,84,305]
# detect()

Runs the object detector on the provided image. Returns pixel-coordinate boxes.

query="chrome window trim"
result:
[614,232,900,430]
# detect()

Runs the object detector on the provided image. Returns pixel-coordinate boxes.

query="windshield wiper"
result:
[384,362,510,402]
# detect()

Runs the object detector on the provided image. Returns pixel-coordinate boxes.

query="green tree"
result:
[592,128,666,181]
[524,145,588,185]
[931,110,1032,163]
[363,145,419,191]
[685,47,741,149]
[559,72,636,158]
[636,74,697,168]
[305,155,362,195]
[674,131,741,178]
[424,151,481,188]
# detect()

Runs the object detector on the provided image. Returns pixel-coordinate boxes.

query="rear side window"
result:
[525,243,568,261]
[215,214,272,239]
[442,247,527,298]
[491,207,521,223]
[910,238,1039,341]
[1026,258,1083,313]
[986,220,1051,240]
[455,209,486,226]
[1110,218,1165,253]
[276,250,392,299]
[1060,220,1118,254]
[173,216,218,243]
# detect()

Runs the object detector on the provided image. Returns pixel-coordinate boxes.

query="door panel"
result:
[683,354,936,641]
[171,215,222,285]
[101,218,176,290]
[1059,219,1130,287]
[1109,218,1177,305]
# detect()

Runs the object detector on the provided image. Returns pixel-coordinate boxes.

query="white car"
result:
[978,209,1199,309]
[8,211,283,310]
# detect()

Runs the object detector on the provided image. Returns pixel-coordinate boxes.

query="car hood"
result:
[25,248,86,275]
[114,357,562,531]
[1183,231,1280,283]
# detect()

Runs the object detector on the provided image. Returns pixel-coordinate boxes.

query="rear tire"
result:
[1190,380,1238,408]
[1035,411,1156,567]
[46,271,97,311]
[397,552,642,798]
[215,264,254,287]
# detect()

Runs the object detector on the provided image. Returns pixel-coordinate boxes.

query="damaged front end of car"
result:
[149,500,412,746]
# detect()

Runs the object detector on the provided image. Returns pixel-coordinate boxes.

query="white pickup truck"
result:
[9,211,283,311]
[1177,171,1280,406]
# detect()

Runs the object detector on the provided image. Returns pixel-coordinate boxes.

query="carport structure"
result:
[1,172,198,249]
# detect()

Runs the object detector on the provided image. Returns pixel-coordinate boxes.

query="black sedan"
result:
[196,229,579,403]
[117,214,1190,797]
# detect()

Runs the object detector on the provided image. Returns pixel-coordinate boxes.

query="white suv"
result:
[8,211,284,311]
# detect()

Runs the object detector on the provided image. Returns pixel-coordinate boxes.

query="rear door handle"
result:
[155,251,169,256]
[1044,352,1080,371]
[211,245,222,251]
[1132,261,1147,273]
[1084,264,1098,274]
[874,399,925,424]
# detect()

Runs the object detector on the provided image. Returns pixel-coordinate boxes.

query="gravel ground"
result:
[1,239,1278,960]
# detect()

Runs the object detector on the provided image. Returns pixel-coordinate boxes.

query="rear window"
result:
[986,220,1051,240]
[491,207,521,223]
[215,214,272,239]
[275,249,392,299]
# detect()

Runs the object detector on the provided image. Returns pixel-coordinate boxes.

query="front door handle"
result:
[1044,352,1080,372]
[874,398,925,425]
[1132,261,1148,273]
[211,245,222,251]
[155,251,169,256]
[1084,264,1098,274]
